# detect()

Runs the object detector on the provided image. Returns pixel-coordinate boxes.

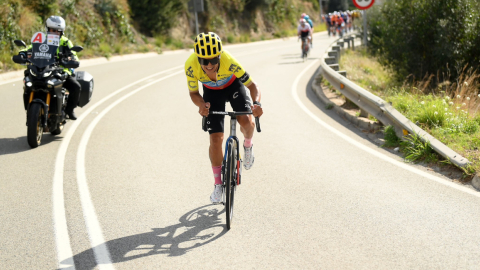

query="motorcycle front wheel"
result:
[27,103,44,148]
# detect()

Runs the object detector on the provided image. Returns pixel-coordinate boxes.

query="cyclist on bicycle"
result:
[303,15,314,47]
[298,19,312,56]
[185,32,263,204]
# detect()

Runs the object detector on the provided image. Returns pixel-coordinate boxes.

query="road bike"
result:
[202,111,261,230]
[301,37,310,62]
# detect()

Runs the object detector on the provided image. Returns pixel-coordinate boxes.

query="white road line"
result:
[53,65,183,269]
[292,60,480,198]
[75,69,183,269]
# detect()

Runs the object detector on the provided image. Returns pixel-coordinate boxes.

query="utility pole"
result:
[319,0,323,22]
[363,10,368,46]
[188,0,204,35]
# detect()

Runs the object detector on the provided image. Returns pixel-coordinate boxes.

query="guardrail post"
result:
[338,70,347,77]
[337,41,344,48]
[325,56,337,65]
[328,51,339,63]
[331,46,341,62]
[351,38,355,50]
[328,64,339,71]
[344,38,351,49]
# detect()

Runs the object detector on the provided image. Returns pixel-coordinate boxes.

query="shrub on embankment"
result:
[367,0,480,85]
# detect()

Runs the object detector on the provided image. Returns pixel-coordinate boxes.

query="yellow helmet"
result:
[194,32,222,58]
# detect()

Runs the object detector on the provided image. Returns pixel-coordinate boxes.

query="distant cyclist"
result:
[298,19,312,56]
[185,32,263,204]
[303,15,314,47]
[325,13,332,36]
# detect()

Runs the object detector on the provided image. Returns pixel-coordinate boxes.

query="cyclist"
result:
[297,19,312,56]
[185,32,263,204]
[17,16,81,120]
[325,13,332,36]
[303,15,314,47]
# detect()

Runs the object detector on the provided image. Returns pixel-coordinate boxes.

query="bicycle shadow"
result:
[69,204,227,270]
[0,135,60,155]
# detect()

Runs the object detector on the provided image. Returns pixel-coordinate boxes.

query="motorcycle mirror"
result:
[70,46,83,52]
[14,40,27,48]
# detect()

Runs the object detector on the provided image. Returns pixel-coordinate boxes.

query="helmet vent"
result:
[213,47,217,55]
[206,45,211,56]
[201,48,205,56]
[200,40,204,46]
[206,36,210,43]
[212,39,216,45]
[196,44,200,54]
[218,43,222,52]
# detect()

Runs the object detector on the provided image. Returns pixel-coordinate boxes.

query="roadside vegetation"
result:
[339,47,479,178]
[1,0,323,73]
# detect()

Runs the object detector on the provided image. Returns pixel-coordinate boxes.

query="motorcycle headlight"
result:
[29,69,37,77]
[43,71,52,77]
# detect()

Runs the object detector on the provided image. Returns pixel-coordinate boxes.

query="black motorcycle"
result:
[12,32,94,148]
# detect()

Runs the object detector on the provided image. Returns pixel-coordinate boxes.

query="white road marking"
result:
[53,65,183,269]
[292,60,480,198]
[75,70,184,269]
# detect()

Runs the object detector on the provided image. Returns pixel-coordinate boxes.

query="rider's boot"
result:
[66,108,77,120]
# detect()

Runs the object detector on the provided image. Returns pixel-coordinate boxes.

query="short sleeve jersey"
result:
[184,50,253,92]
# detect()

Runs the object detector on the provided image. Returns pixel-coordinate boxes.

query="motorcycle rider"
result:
[18,15,81,120]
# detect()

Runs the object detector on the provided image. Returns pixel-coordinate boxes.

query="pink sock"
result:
[213,166,222,185]
[244,138,253,148]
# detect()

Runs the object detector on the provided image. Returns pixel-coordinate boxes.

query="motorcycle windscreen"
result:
[30,32,59,68]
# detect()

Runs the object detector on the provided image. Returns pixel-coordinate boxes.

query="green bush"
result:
[400,132,438,163]
[368,0,480,84]
[383,125,400,147]
[128,0,183,36]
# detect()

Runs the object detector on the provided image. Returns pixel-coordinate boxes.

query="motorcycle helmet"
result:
[45,16,66,34]
[194,32,222,58]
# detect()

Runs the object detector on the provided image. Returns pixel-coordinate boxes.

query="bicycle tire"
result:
[225,140,237,230]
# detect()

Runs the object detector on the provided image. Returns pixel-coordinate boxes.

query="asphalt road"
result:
[1,32,479,270]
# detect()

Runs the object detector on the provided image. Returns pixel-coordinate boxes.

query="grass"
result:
[340,47,480,176]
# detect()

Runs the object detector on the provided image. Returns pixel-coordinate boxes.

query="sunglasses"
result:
[198,56,220,66]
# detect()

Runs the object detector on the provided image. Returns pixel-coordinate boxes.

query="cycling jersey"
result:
[185,50,253,92]
[297,23,312,34]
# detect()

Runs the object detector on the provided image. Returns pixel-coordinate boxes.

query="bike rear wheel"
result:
[225,140,237,230]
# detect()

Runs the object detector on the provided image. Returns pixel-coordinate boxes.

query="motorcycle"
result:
[12,31,94,148]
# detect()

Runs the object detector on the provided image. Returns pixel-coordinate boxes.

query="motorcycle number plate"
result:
[47,34,60,46]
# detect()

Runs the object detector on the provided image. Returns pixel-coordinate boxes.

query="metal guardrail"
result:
[319,33,471,168]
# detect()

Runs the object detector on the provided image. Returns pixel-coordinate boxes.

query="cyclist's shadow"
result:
[71,204,227,270]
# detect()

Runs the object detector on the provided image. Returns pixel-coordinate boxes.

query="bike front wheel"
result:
[224,139,237,230]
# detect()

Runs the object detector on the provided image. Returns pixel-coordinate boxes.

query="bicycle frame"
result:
[201,111,261,230]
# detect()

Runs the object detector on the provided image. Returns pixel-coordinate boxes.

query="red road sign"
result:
[352,0,375,10]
